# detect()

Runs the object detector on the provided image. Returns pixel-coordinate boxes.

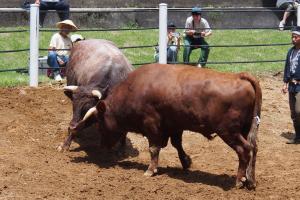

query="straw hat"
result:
[56,20,78,31]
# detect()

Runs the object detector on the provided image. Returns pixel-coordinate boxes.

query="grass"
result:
[0,26,292,87]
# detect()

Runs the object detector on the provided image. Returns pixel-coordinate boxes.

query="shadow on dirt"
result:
[280,131,295,140]
[70,137,139,168]
[117,160,236,191]
[69,126,235,190]
[69,126,139,168]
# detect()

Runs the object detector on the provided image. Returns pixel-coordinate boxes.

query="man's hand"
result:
[282,83,288,94]
[186,30,195,36]
[201,32,206,37]
[57,57,65,66]
[168,32,173,40]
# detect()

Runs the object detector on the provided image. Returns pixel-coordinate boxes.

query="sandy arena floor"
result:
[0,75,299,199]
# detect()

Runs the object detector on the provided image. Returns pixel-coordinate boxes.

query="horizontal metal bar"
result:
[39,42,291,51]
[40,27,159,32]
[0,68,28,73]
[0,7,292,13]
[132,60,285,66]
[0,30,28,33]
[0,49,29,53]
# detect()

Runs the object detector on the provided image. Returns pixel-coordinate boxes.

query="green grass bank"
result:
[0,27,292,87]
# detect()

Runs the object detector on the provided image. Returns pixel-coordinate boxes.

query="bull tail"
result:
[239,73,262,188]
[239,72,262,145]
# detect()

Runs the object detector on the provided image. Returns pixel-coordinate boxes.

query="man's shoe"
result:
[54,74,62,82]
[286,138,300,144]
[197,64,202,68]
[279,21,285,31]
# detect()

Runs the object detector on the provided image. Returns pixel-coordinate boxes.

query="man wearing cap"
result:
[183,7,212,67]
[155,22,181,63]
[282,26,300,144]
[47,19,77,81]
[35,0,70,27]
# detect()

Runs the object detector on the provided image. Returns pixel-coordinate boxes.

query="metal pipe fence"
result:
[0,5,296,85]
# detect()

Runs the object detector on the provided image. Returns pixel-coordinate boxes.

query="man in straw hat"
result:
[282,26,300,144]
[47,19,78,81]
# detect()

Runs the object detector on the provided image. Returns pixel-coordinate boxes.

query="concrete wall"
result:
[3,0,276,8]
[0,0,288,28]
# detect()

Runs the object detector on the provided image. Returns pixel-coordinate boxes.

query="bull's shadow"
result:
[70,128,235,191]
[117,160,236,191]
[69,125,139,168]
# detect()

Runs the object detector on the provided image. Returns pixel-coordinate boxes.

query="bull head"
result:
[67,89,103,132]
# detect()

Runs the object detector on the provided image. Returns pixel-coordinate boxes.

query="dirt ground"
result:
[0,75,299,200]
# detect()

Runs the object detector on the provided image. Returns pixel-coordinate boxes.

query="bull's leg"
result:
[235,134,256,189]
[57,129,74,152]
[170,132,192,170]
[246,139,257,189]
[219,133,252,188]
[115,133,127,157]
[144,145,161,177]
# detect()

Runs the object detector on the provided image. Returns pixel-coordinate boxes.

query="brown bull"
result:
[79,64,262,189]
[58,39,133,152]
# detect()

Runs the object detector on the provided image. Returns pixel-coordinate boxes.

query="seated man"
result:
[155,22,181,63]
[35,0,70,27]
[47,19,78,81]
[183,7,212,68]
[277,0,300,30]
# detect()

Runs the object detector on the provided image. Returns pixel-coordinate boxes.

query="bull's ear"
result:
[96,101,106,114]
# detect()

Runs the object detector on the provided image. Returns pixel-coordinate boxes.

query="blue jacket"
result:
[283,46,300,92]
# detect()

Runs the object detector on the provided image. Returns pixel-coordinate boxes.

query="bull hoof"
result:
[246,182,256,190]
[235,181,244,189]
[57,143,69,152]
[57,145,63,152]
[144,169,158,177]
[181,155,192,170]
[235,177,247,189]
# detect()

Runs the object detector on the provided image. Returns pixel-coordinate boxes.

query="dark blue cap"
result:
[168,22,176,28]
[292,26,300,35]
[191,7,202,15]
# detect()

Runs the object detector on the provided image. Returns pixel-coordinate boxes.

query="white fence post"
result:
[298,5,300,26]
[29,4,39,87]
[159,3,167,64]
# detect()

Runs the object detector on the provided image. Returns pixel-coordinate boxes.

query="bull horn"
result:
[92,90,102,99]
[64,86,78,91]
[83,106,97,121]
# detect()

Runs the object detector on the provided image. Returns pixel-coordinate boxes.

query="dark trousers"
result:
[183,36,210,66]
[39,1,70,26]
[289,92,300,139]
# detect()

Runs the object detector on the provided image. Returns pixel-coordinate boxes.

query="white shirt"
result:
[276,0,294,8]
[42,0,60,2]
[290,49,300,74]
[185,16,211,38]
[49,33,72,56]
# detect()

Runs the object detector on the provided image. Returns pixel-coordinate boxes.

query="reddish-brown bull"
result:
[58,39,133,152]
[79,64,262,189]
